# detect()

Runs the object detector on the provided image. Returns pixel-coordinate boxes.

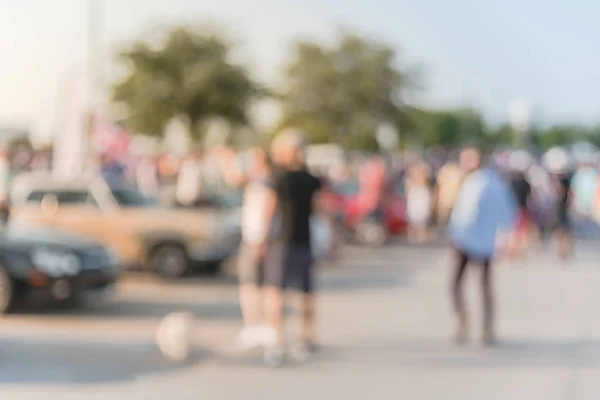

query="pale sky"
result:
[2,0,600,141]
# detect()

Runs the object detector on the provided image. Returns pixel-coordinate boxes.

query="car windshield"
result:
[110,186,157,207]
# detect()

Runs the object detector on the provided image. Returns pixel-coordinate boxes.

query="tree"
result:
[411,108,487,149]
[278,32,416,149]
[113,26,262,142]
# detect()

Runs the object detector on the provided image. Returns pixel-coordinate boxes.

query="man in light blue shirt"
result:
[448,148,517,345]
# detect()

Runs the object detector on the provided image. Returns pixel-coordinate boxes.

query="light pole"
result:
[508,98,532,148]
[88,0,103,153]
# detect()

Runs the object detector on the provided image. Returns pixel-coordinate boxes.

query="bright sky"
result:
[2,0,600,141]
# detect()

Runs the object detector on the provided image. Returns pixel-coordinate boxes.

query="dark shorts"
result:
[264,243,314,293]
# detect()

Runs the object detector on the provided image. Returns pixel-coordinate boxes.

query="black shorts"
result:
[264,243,314,293]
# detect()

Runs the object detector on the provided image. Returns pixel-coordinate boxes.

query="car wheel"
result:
[356,219,388,247]
[151,244,190,278]
[0,265,15,315]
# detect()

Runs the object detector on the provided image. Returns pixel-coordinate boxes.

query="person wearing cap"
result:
[261,128,331,367]
[449,147,516,345]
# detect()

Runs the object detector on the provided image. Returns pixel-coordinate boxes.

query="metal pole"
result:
[87,0,103,164]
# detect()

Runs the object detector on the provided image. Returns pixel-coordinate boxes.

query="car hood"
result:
[0,223,104,252]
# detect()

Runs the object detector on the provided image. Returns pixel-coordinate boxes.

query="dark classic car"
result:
[0,223,119,313]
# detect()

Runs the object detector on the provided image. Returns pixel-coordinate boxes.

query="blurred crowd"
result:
[3,134,600,357]
[0,139,598,254]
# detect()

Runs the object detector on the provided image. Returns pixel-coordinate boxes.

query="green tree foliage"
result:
[113,26,261,140]
[412,108,487,148]
[278,32,415,148]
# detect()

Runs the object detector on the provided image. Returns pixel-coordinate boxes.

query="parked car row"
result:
[0,171,242,314]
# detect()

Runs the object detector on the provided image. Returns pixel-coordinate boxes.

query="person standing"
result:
[406,161,433,244]
[508,156,534,257]
[448,148,516,345]
[552,169,573,259]
[571,160,598,237]
[220,147,276,350]
[356,154,387,218]
[262,129,330,367]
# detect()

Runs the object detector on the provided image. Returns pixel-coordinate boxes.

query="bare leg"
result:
[407,225,417,244]
[298,293,316,344]
[239,283,261,327]
[263,285,285,347]
[557,229,573,260]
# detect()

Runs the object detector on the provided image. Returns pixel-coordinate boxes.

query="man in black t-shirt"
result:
[262,129,327,367]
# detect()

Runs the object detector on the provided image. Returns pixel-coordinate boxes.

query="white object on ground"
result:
[155,312,195,362]
[235,325,263,351]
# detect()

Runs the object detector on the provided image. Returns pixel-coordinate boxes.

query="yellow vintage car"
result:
[9,173,241,278]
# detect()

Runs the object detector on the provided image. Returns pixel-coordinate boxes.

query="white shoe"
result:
[236,326,262,351]
[290,342,314,363]
[263,347,285,368]
[257,324,279,348]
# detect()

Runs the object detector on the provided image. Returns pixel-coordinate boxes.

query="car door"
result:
[49,191,143,266]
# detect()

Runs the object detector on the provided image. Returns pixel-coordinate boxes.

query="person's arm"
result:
[259,187,278,255]
[313,178,339,262]
[257,174,282,256]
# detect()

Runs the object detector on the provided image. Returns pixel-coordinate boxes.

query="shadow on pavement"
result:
[16,298,296,321]
[317,274,407,292]
[0,339,207,385]
[298,338,600,369]
[19,299,245,320]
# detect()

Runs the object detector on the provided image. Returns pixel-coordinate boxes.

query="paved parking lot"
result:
[1,243,600,399]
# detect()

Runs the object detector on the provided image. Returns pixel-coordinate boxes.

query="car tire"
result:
[151,244,190,279]
[355,218,388,247]
[0,265,15,315]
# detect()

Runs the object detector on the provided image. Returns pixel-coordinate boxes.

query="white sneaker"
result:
[236,326,262,351]
[263,347,285,368]
[257,324,279,348]
[290,342,314,363]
